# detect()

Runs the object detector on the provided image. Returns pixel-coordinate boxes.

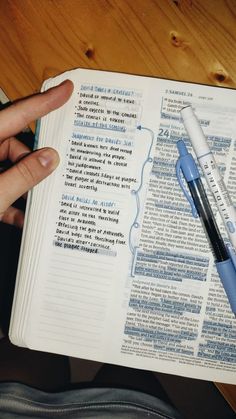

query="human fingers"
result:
[0,79,74,142]
[0,147,59,220]
[0,136,31,163]
[0,206,24,228]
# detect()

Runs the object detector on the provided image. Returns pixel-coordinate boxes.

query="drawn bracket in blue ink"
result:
[129,125,154,275]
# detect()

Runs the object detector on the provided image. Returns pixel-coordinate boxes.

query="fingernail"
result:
[58,80,70,86]
[37,148,59,168]
[52,80,71,89]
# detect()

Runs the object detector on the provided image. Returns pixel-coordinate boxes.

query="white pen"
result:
[181,105,236,250]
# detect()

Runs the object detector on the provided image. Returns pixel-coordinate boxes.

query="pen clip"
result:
[226,244,236,271]
[176,156,198,218]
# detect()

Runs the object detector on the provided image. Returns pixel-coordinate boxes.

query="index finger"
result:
[0,80,74,142]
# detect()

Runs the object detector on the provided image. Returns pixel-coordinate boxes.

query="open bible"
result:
[9,68,236,384]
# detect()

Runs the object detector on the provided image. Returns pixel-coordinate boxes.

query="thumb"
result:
[0,148,59,216]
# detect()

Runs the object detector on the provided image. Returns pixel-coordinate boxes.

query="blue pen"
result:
[176,139,236,316]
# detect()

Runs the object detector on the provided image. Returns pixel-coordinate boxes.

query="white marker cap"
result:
[181,106,210,158]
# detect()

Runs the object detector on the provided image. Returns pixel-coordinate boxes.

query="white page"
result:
[13,70,161,361]
[116,80,236,384]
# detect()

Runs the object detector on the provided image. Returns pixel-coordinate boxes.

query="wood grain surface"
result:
[0,0,235,411]
[0,0,236,100]
[215,382,236,412]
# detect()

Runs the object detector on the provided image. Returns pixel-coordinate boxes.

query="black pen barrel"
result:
[188,178,228,262]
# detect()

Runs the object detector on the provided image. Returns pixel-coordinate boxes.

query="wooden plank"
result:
[0,0,236,101]
[215,383,236,412]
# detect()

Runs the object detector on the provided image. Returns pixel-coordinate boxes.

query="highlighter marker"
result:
[181,105,236,250]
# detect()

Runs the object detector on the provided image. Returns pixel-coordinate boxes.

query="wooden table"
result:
[0,0,235,412]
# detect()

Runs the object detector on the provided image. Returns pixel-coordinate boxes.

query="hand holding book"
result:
[8,69,236,385]
[0,81,73,227]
